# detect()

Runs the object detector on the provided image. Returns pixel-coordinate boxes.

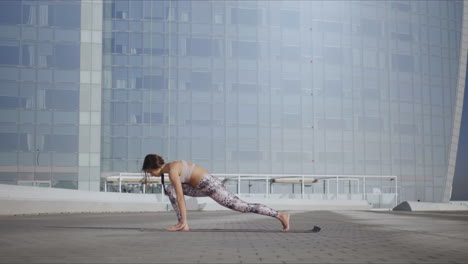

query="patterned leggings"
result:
[165,174,279,222]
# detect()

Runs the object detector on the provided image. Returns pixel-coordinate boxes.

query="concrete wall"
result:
[0,184,372,216]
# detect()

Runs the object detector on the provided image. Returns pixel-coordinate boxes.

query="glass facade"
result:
[0,0,81,189]
[101,0,464,202]
[0,0,465,203]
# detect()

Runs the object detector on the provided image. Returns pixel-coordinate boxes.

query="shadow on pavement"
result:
[48,226,321,233]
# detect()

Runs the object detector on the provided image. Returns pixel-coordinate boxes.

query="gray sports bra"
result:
[180,160,195,183]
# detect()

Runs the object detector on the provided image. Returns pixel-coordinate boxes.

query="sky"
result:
[451,66,468,201]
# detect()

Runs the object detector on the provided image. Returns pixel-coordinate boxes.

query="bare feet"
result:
[166,222,190,232]
[278,212,290,232]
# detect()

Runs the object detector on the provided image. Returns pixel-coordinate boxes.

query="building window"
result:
[44,135,77,152]
[190,72,212,91]
[45,90,79,111]
[360,18,382,37]
[0,96,20,109]
[281,46,300,60]
[49,2,81,29]
[392,54,414,72]
[281,10,299,28]
[0,41,19,65]
[0,133,18,151]
[324,47,342,65]
[0,1,21,24]
[192,2,211,23]
[54,44,79,69]
[187,38,222,57]
[231,8,261,25]
[232,41,257,59]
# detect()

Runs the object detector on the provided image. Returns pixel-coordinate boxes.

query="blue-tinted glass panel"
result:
[190,72,211,91]
[0,1,21,24]
[281,10,299,28]
[45,90,79,111]
[50,3,81,28]
[360,18,382,37]
[232,41,257,58]
[192,2,211,23]
[231,8,261,25]
[187,38,222,57]
[392,54,414,72]
[0,96,21,109]
[22,44,36,66]
[54,44,80,69]
[0,133,18,151]
[22,3,37,25]
[44,135,77,152]
[0,41,19,65]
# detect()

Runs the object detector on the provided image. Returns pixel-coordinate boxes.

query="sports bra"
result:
[180,160,195,183]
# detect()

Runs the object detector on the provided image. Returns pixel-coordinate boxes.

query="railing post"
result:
[327,179,330,199]
[349,180,351,196]
[119,177,122,193]
[357,178,360,194]
[237,174,241,196]
[336,175,339,200]
[363,177,366,201]
[104,180,107,192]
[395,176,398,207]
[301,175,305,199]
[266,175,269,198]
[323,180,326,199]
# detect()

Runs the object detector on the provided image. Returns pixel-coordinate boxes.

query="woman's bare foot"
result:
[178,224,189,231]
[278,212,290,232]
[166,224,179,231]
[166,222,190,232]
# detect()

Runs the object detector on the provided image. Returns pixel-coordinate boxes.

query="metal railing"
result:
[104,173,398,209]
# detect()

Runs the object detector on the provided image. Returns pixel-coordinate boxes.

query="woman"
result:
[142,154,290,232]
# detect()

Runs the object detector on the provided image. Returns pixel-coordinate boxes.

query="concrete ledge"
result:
[0,200,168,215]
[0,184,372,216]
[393,201,468,211]
[0,184,167,216]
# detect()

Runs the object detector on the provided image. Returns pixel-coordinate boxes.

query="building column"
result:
[78,0,103,191]
[443,3,468,202]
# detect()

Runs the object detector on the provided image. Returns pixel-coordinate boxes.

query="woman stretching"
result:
[142,154,290,232]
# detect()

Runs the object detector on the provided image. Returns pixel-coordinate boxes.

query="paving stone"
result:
[0,210,468,263]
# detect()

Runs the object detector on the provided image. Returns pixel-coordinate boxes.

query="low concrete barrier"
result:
[393,201,468,211]
[0,184,167,215]
[0,184,372,216]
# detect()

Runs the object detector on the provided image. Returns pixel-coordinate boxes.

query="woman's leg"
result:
[198,175,279,218]
[165,183,208,222]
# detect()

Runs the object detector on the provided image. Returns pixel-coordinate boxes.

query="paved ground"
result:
[1,210,468,263]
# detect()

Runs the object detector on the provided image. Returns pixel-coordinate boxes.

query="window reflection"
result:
[0,1,21,24]
[44,135,77,152]
[0,40,19,65]
[231,8,261,26]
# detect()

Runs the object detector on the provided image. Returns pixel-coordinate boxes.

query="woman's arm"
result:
[168,167,188,227]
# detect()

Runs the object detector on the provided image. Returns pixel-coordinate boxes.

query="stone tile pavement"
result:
[0,210,467,263]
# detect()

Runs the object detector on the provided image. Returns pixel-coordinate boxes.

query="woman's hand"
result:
[166,221,190,231]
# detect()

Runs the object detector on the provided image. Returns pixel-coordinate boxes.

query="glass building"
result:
[0,0,102,191]
[1,0,466,203]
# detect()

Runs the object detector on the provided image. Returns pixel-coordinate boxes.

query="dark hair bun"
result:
[142,154,165,171]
